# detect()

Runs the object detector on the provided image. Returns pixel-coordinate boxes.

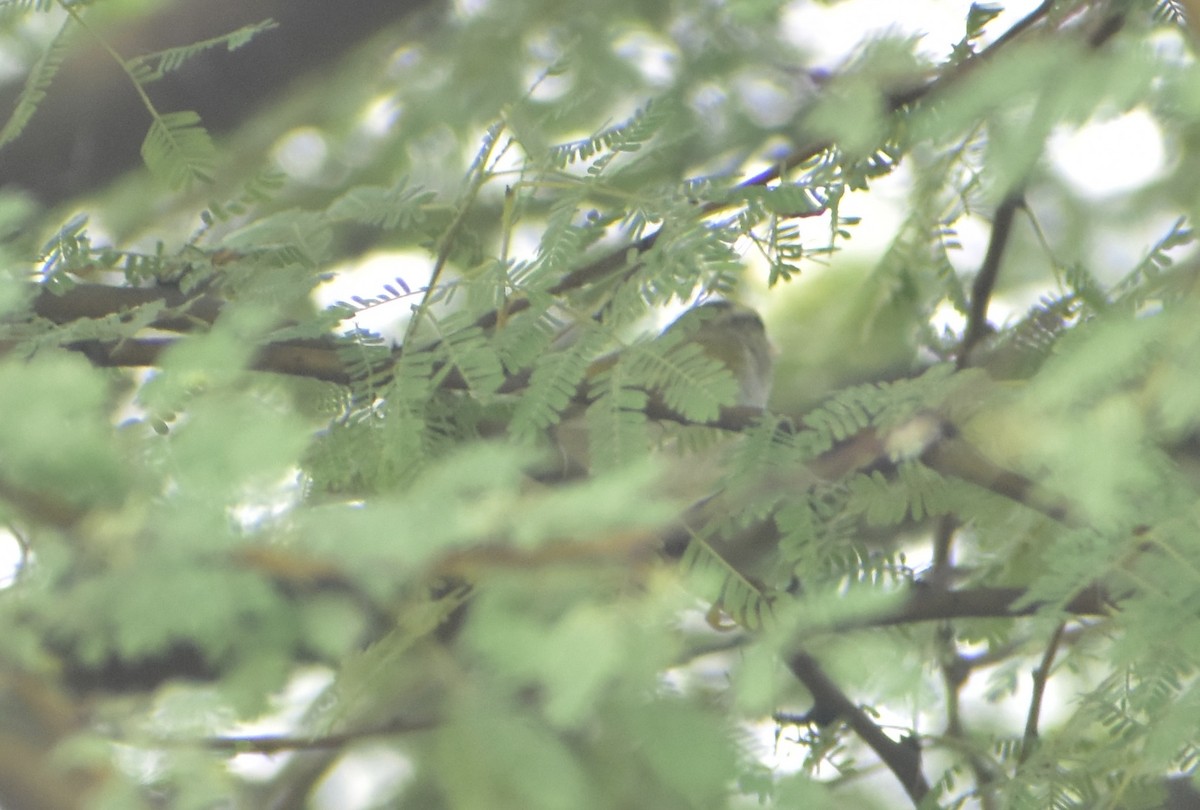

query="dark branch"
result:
[955,3,1128,371]
[31,283,225,331]
[959,191,1024,368]
[937,617,1000,810]
[987,1,1056,51]
[786,649,930,805]
[920,428,1077,527]
[847,583,1108,631]
[1018,621,1066,764]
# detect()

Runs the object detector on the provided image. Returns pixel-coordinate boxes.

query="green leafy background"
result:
[1,1,1200,809]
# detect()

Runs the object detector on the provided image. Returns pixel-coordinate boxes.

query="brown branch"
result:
[954,3,1128,371]
[0,476,87,529]
[1086,8,1129,49]
[22,283,354,384]
[937,618,1000,810]
[959,191,1024,368]
[782,582,1100,805]
[58,336,352,385]
[31,283,225,332]
[1018,621,1066,764]
[989,0,1057,51]
[932,515,959,583]
[833,583,1108,632]
[786,648,930,805]
[920,428,1077,527]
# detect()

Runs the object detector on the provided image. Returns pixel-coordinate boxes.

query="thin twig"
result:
[1019,621,1066,764]
[932,515,959,583]
[989,0,1057,51]
[938,619,1001,810]
[959,190,1024,368]
[403,122,506,349]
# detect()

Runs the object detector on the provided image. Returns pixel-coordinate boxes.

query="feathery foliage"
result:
[0,13,72,148]
[2,1,1200,809]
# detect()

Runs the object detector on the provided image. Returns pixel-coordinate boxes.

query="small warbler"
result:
[552,300,774,478]
[657,300,774,411]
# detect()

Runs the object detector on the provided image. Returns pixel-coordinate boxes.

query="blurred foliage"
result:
[2,1,1200,809]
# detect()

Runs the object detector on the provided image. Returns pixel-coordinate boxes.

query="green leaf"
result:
[438,316,506,396]
[0,16,73,149]
[52,559,292,666]
[126,19,279,84]
[626,339,739,423]
[966,3,1004,40]
[0,353,125,507]
[326,178,436,230]
[141,110,216,189]
[509,328,603,440]
[438,688,599,810]
[584,369,649,472]
[618,698,737,807]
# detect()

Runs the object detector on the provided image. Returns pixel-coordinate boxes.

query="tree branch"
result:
[62,335,352,385]
[786,648,930,805]
[31,283,225,331]
[937,618,1001,810]
[846,583,1108,631]
[1018,621,1066,764]
[959,191,1024,368]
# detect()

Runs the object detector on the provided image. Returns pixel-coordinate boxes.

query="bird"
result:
[654,299,775,412]
[548,299,775,479]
